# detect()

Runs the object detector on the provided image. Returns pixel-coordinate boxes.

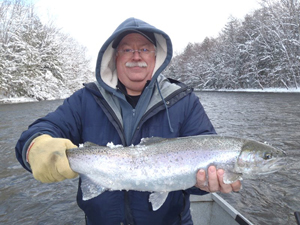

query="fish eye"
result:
[263,152,272,160]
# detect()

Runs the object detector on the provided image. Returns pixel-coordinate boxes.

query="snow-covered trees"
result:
[164,0,300,90]
[0,0,93,100]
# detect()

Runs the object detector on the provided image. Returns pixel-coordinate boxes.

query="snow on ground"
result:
[0,97,38,104]
[222,88,300,93]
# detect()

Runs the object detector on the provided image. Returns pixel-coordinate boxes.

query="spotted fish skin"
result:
[66,135,286,210]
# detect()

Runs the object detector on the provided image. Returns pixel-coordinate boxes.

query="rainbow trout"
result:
[66,135,286,210]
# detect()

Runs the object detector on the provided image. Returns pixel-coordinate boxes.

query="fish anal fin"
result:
[149,192,169,211]
[80,174,106,201]
[223,171,243,184]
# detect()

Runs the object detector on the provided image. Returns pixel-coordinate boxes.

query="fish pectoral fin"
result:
[80,174,106,201]
[223,172,243,184]
[149,192,169,211]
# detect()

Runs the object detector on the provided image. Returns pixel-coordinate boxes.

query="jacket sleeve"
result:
[15,89,84,172]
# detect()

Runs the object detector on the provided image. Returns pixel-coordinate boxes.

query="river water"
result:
[0,92,299,225]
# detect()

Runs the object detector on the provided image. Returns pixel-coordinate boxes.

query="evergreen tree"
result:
[164,0,300,90]
[0,0,93,101]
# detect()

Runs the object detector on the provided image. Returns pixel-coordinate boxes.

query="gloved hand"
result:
[27,134,78,183]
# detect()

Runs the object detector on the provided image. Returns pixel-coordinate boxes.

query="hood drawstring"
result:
[156,80,174,133]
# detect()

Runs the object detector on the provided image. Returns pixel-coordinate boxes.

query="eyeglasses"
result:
[117,48,156,57]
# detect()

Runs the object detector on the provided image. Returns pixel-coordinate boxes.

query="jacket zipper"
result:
[98,96,127,146]
[131,86,191,142]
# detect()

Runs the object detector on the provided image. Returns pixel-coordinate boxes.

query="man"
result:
[15,18,241,224]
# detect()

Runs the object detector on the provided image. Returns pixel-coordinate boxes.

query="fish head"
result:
[235,140,286,176]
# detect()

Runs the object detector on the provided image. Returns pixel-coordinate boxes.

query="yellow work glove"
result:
[27,134,78,183]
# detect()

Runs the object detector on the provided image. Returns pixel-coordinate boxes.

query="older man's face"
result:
[116,33,156,96]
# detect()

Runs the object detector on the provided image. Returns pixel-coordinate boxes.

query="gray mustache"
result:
[126,62,148,68]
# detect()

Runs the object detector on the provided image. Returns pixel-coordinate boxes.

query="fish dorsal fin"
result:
[80,174,106,201]
[83,142,99,148]
[139,137,166,146]
[149,192,169,211]
[83,141,123,149]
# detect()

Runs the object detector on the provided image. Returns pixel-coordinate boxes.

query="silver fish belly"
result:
[66,135,286,210]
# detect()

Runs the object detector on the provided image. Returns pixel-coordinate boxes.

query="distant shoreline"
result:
[195,88,300,94]
[0,97,61,104]
[1,88,299,104]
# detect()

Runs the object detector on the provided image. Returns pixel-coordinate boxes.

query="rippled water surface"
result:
[0,92,299,224]
[198,92,300,225]
[0,100,85,224]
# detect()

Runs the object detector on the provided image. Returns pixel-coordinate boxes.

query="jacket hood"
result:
[95,17,173,93]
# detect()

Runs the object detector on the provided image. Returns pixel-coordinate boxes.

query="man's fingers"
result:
[197,169,206,183]
[195,169,208,190]
[217,169,233,193]
[216,169,242,193]
[231,180,242,192]
[207,166,219,192]
[196,166,243,194]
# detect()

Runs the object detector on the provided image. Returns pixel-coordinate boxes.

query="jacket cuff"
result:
[21,132,44,172]
[185,186,209,195]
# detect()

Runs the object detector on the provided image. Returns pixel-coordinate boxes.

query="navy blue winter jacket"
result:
[15,17,216,225]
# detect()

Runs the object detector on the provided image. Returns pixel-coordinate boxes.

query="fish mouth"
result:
[258,158,287,175]
[277,150,287,158]
[273,156,286,167]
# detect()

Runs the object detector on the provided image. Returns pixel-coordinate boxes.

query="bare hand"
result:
[195,166,241,193]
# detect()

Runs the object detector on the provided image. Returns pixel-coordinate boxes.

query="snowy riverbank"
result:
[0,97,37,104]
[0,96,60,104]
[1,88,299,104]
[195,87,300,93]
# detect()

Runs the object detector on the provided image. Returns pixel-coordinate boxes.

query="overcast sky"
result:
[33,0,261,64]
